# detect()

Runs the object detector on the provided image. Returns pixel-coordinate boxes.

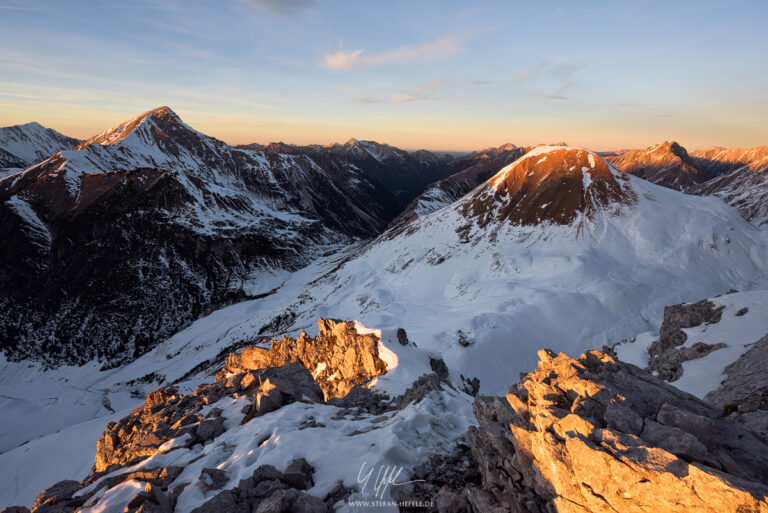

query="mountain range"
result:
[1,109,767,512]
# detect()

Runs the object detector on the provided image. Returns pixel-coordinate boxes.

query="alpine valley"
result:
[2,108,768,513]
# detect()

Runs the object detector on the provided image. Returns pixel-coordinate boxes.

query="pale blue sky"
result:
[1,0,766,151]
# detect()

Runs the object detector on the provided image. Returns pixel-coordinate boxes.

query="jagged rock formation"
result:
[647,299,726,381]
[0,108,406,366]
[223,318,389,399]
[614,290,768,440]
[0,122,79,168]
[95,361,322,473]
[453,350,768,512]
[606,140,709,189]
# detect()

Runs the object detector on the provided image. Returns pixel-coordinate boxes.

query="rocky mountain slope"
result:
[239,139,454,207]
[0,122,80,169]
[606,140,709,189]
[691,163,768,228]
[390,143,527,226]
[691,145,768,175]
[452,350,768,512]
[0,107,404,366]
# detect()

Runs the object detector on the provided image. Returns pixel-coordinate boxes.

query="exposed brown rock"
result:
[462,349,768,512]
[458,148,634,233]
[608,140,709,189]
[223,318,388,399]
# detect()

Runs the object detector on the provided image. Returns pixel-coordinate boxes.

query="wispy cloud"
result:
[0,4,42,10]
[239,0,316,17]
[355,77,488,104]
[356,78,444,104]
[510,58,587,100]
[323,35,465,71]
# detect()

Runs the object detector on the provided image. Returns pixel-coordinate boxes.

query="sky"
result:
[0,0,766,152]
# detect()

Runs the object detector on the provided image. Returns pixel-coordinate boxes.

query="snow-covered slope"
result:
[0,122,79,168]
[136,146,768,395]
[692,164,768,229]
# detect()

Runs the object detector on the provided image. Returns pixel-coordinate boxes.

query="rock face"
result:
[705,333,768,438]
[224,318,388,399]
[460,349,768,512]
[647,299,725,381]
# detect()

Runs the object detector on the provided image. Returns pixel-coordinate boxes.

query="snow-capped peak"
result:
[458,146,633,228]
[76,106,189,149]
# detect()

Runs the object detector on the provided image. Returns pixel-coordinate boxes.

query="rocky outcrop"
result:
[457,350,768,512]
[187,459,329,513]
[223,318,388,399]
[4,318,463,513]
[648,299,725,381]
[95,362,321,473]
[705,333,768,438]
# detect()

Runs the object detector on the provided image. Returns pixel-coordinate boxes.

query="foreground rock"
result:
[6,319,464,513]
[455,350,768,512]
[223,318,388,399]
